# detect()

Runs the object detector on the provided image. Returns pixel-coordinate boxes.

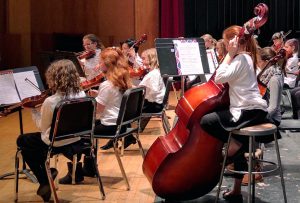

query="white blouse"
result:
[215,53,267,121]
[31,91,86,147]
[139,68,166,104]
[284,53,299,88]
[95,80,122,126]
[81,49,102,80]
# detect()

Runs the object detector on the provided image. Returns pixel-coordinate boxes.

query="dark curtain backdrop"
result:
[184,0,300,47]
[160,0,185,38]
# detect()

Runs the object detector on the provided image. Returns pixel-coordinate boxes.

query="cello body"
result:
[142,79,229,200]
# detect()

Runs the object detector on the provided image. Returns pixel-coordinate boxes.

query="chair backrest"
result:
[49,97,96,144]
[116,87,146,126]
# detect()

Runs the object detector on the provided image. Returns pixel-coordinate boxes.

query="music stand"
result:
[0,66,42,182]
[155,38,210,95]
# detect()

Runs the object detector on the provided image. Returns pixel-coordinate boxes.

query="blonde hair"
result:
[100,47,132,92]
[141,48,159,69]
[223,25,258,71]
[46,59,81,95]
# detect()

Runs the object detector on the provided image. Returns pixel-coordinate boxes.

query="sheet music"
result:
[0,70,21,105]
[173,40,204,75]
[13,71,41,100]
[206,49,218,73]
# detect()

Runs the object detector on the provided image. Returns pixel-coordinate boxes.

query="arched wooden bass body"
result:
[143,80,229,200]
[142,3,268,200]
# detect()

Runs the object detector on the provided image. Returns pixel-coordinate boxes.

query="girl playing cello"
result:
[200,25,268,201]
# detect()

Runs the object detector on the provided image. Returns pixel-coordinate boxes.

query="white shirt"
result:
[81,49,101,80]
[139,68,166,104]
[31,91,86,147]
[96,80,122,125]
[284,53,299,88]
[215,54,267,121]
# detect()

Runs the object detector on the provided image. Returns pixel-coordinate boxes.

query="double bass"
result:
[142,3,269,200]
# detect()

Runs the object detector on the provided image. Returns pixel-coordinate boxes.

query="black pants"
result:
[94,120,134,142]
[140,100,164,131]
[17,133,84,185]
[290,87,300,119]
[200,109,268,179]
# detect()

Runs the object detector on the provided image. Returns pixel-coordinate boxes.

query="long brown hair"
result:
[223,25,258,71]
[83,34,105,50]
[100,47,132,92]
[46,59,81,95]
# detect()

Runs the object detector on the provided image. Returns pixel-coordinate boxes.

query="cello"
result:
[142,3,269,200]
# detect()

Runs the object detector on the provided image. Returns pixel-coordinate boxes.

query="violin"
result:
[80,72,105,90]
[257,49,286,96]
[142,3,269,200]
[0,89,51,116]
[128,66,148,78]
[77,50,96,60]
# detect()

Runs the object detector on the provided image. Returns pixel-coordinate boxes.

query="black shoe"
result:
[37,184,51,202]
[100,139,115,150]
[59,162,84,184]
[223,190,243,202]
[50,168,58,180]
[124,135,137,149]
[82,156,97,177]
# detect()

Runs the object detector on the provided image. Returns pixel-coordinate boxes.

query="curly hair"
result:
[46,59,81,95]
[100,47,132,92]
[141,48,159,69]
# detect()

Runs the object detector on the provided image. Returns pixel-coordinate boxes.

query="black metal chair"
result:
[15,97,105,202]
[141,78,173,134]
[94,86,146,190]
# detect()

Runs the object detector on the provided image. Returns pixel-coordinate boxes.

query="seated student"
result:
[283,38,299,89]
[201,34,217,50]
[17,59,86,202]
[241,47,285,185]
[271,32,284,53]
[120,38,144,86]
[215,39,228,63]
[138,48,166,132]
[88,47,137,150]
[79,34,105,81]
[200,25,268,201]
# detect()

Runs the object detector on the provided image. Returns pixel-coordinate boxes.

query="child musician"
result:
[89,47,137,150]
[17,60,86,202]
[139,48,166,132]
[79,34,105,80]
[200,25,269,201]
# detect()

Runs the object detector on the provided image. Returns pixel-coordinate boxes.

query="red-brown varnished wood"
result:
[143,80,229,200]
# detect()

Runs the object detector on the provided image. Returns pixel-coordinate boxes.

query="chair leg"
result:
[53,155,59,189]
[273,133,287,203]
[134,134,145,158]
[14,150,21,202]
[120,137,125,156]
[215,134,232,203]
[113,142,130,190]
[162,112,171,134]
[91,148,106,200]
[72,155,77,185]
[248,136,254,203]
[45,155,59,203]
